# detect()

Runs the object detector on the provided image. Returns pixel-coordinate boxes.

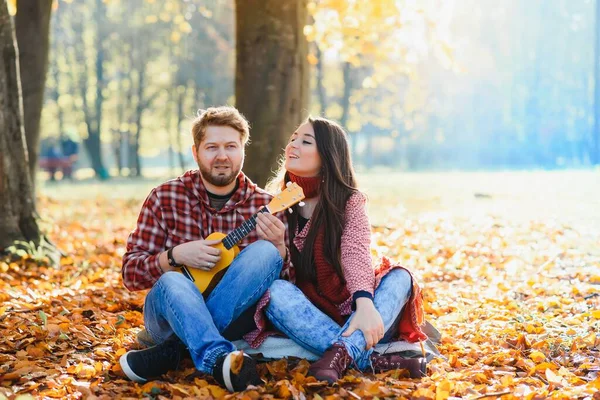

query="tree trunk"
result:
[235,0,309,186]
[0,1,41,249]
[131,62,147,178]
[176,87,187,173]
[75,0,108,179]
[340,62,355,157]
[339,62,352,129]
[14,0,53,185]
[314,42,327,114]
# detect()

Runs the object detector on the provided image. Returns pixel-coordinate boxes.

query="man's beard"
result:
[198,161,241,187]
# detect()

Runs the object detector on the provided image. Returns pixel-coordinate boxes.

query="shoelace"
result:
[328,346,350,371]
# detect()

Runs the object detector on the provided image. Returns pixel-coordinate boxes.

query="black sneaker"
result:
[136,329,155,348]
[212,351,261,392]
[120,339,187,383]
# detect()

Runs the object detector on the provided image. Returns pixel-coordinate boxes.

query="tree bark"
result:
[73,0,108,179]
[340,62,356,157]
[14,0,53,185]
[314,42,327,115]
[235,0,309,186]
[0,1,41,249]
[176,87,187,173]
[339,62,352,130]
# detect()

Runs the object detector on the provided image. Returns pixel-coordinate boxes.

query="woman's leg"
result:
[265,280,343,356]
[267,268,412,372]
[348,268,413,370]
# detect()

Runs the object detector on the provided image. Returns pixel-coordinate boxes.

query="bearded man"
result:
[119,106,289,392]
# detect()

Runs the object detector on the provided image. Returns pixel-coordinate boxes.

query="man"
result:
[120,106,288,392]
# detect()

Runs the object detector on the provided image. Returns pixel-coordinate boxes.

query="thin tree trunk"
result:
[113,72,124,176]
[314,42,327,114]
[176,87,187,173]
[340,62,352,129]
[71,3,108,179]
[235,0,309,186]
[166,49,175,175]
[340,62,356,157]
[131,62,147,177]
[0,1,40,249]
[14,0,53,187]
[92,0,107,178]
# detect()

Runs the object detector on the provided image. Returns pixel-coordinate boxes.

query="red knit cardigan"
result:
[244,192,427,348]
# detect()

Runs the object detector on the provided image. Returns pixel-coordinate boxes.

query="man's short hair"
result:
[191,106,250,148]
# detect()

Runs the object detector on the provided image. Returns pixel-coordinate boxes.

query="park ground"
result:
[1,169,599,399]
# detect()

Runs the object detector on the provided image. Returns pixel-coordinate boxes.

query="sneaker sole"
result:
[120,351,148,383]
[221,351,255,392]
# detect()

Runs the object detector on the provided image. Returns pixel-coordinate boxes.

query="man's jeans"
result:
[265,268,412,371]
[143,240,283,373]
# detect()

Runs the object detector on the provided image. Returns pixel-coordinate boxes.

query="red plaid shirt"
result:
[122,170,290,291]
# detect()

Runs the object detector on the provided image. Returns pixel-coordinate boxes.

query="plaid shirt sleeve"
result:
[122,189,167,291]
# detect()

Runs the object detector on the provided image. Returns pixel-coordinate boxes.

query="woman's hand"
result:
[256,212,287,258]
[341,298,384,350]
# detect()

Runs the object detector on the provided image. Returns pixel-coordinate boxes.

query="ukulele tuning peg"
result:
[299,201,305,207]
[286,181,292,187]
[288,208,293,214]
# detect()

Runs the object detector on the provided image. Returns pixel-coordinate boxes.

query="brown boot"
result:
[308,343,353,384]
[369,353,427,378]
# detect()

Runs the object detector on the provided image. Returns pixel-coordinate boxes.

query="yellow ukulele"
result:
[179,182,305,297]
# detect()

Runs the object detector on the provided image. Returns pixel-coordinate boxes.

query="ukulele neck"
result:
[221,207,270,250]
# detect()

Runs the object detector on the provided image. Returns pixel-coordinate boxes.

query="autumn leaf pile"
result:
[1,195,599,399]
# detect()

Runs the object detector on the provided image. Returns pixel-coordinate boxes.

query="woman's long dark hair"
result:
[277,117,359,283]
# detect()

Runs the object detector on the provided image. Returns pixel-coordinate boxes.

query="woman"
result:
[260,117,428,383]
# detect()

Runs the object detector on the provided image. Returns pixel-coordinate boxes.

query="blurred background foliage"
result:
[40,0,599,175]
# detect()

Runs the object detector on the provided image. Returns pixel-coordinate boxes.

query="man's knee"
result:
[247,239,279,256]
[245,240,283,271]
[157,270,189,289]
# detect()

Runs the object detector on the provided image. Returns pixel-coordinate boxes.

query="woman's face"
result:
[285,122,322,177]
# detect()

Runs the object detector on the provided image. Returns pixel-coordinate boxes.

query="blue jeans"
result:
[143,240,283,373]
[265,268,412,371]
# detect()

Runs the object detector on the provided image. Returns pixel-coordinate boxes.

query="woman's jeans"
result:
[143,240,283,373]
[265,268,413,371]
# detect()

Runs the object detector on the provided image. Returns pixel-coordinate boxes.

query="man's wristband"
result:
[167,247,183,268]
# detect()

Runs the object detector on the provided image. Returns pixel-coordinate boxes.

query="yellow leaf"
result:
[14,395,35,400]
[589,376,600,390]
[207,384,227,398]
[533,362,558,373]
[591,309,600,319]
[230,351,244,375]
[529,351,545,363]
[435,379,452,400]
[545,368,565,387]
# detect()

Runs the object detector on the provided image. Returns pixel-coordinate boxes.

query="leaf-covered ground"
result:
[1,174,600,399]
